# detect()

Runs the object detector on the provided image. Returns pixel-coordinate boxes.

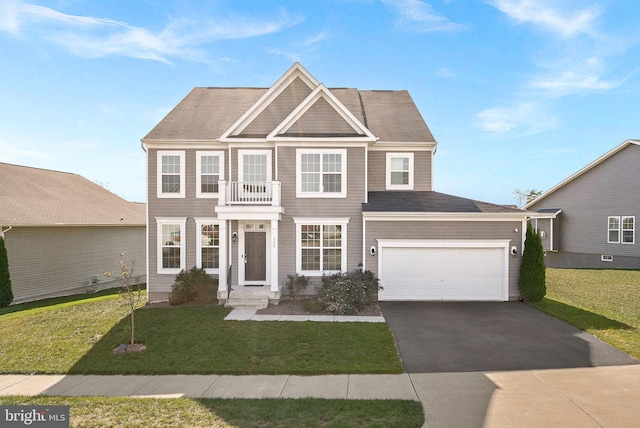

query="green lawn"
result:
[0,396,424,427]
[531,268,640,359]
[0,292,402,375]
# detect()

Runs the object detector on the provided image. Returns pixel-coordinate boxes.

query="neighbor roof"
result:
[0,163,146,226]
[363,191,526,214]
[525,139,640,209]
[143,87,435,143]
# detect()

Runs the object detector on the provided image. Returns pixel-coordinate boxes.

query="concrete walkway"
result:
[2,365,640,427]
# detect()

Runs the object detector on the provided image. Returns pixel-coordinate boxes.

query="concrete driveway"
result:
[380,302,639,373]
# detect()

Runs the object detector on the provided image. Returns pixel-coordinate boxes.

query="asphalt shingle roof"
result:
[0,163,146,226]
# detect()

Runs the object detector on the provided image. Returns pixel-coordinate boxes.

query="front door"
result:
[245,231,266,282]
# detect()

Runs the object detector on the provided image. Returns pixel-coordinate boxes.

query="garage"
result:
[377,240,510,301]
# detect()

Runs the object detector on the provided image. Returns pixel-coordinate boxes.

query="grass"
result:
[0,396,425,427]
[530,268,640,359]
[0,294,402,375]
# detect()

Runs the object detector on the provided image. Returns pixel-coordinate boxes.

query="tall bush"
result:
[0,236,13,307]
[518,223,546,302]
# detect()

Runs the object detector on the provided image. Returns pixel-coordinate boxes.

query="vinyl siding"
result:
[528,144,640,268]
[5,226,146,304]
[367,151,432,191]
[364,220,523,300]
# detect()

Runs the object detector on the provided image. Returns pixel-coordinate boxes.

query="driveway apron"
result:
[380,301,639,373]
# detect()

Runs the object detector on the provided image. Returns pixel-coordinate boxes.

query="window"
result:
[297,149,347,198]
[608,216,635,244]
[386,152,414,190]
[294,218,349,274]
[195,219,220,273]
[157,151,185,198]
[196,151,224,198]
[156,218,186,274]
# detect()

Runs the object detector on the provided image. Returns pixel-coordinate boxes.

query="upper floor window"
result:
[196,151,224,198]
[296,149,347,198]
[157,151,185,198]
[608,216,635,244]
[156,217,186,274]
[386,152,414,190]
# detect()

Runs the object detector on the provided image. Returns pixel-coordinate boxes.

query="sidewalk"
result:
[2,365,640,427]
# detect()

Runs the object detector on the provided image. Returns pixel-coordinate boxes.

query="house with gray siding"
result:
[0,163,147,303]
[525,140,640,269]
[142,63,532,306]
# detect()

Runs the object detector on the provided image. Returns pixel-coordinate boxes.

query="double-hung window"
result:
[195,218,220,273]
[386,152,414,190]
[294,218,349,275]
[297,149,347,198]
[157,151,185,198]
[196,151,224,198]
[608,216,635,244]
[156,218,186,274]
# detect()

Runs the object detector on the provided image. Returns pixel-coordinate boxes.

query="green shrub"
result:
[169,267,218,305]
[518,224,546,302]
[317,269,381,315]
[284,274,309,301]
[0,236,12,308]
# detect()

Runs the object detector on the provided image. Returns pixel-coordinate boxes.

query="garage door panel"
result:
[379,245,506,301]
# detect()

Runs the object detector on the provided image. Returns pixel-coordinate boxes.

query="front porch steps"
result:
[224,288,270,310]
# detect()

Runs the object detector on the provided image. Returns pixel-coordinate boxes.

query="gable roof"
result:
[143,63,435,145]
[525,139,640,209]
[0,163,146,226]
[364,191,526,214]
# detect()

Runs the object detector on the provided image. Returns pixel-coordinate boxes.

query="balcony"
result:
[217,181,281,207]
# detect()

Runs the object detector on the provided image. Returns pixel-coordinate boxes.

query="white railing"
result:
[218,181,281,206]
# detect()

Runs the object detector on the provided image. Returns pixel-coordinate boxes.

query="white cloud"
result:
[529,56,625,95]
[382,0,467,32]
[476,102,560,135]
[489,0,599,37]
[0,0,304,63]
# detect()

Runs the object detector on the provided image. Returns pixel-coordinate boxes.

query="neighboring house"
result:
[0,163,146,303]
[525,140,640,269]
[142,63,532,305]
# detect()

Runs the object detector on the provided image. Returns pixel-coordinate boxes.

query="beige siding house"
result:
[142,63,533,306]
[526,140,640,269]
[0,163,146,303]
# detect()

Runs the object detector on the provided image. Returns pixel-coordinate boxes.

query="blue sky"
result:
[1,0,638,204]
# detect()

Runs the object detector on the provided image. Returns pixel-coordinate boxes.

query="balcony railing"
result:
[217,181,281,206]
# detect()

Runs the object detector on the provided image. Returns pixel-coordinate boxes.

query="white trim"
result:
[268,84,376,142]
[377,239,510,301]
[194,218,220,274]
[296,148,347,198]
[155,217,187,275]
[196,151,224,199]
[293,217,350,276]
[157,151,185,198]
[386,152,414,190]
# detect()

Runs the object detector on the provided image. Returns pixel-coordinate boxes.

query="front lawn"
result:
[0,294,402,375]
[0,396,424,428]
[531,268,640,359]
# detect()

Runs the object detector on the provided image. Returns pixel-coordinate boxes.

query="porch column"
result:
[270,219,279,293]
[218,220,228,299]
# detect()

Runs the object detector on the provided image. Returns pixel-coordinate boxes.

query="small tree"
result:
[105,260,144,346]
[518,224,546,302]
[0,236,13,308]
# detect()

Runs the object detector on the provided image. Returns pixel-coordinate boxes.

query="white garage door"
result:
[378,241,508,301]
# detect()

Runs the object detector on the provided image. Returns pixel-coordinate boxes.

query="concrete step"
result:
[225,296,269,310]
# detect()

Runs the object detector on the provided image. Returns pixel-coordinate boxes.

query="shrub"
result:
[284,274,309,301]
[518,223,546,302]
[317,269,381,315]
[0,236,12,308]
[169,267,218,305]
